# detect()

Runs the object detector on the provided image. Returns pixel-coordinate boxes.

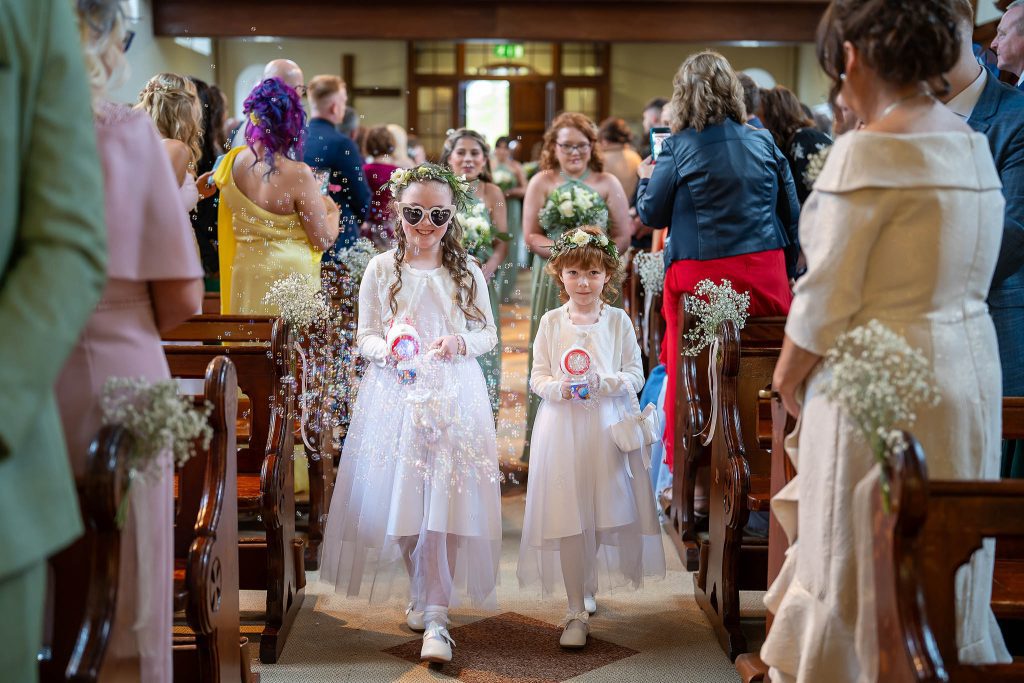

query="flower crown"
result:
[548,228,619,261]
[388,163,473,212]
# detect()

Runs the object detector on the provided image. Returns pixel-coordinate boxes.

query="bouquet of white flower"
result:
[538,183,609,237]
[823,320,940,510]
[335,237,378,284]
[682,279,750,355]
[262,273,331,328]
[459,201,511,262]
[633,251,665,296]
[492,167,517,193]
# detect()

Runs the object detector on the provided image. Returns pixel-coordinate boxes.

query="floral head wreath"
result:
[388,162,473,212]
[549,228,619,261]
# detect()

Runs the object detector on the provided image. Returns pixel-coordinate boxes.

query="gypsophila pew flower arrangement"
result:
[262,273,331,329]
[682,279,751,355]
[538,183,609,235]
[334,237,378,284]
[102,377,213,526]
[633,251,665,296]
[823,320,940,511]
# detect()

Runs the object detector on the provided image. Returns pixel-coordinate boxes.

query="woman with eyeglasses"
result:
[635,51,800,487]
[213,77,340,314]
[521,112,632,461]
[56,1,205,680]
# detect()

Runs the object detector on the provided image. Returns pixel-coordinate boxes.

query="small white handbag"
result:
[608,389,662,477]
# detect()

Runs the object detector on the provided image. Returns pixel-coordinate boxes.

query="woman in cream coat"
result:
[764,1,1011,680]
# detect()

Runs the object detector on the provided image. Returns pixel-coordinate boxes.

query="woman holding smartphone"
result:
[635,50,800,481]
[213,77,340,314]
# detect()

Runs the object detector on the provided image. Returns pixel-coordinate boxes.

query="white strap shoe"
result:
[405,601,425,632]
[559,610,590,649]
[420,621,455,663]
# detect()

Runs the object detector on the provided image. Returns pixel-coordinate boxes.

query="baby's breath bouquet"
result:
[459,201,510,262]
[492,167,517,193]
[634,251,665,296]
[682,279,751,355]
[335,237,378,283]
[262,273,330,328]
[538,183,609,237]
[102,377,213,525]
[823,320,940,511]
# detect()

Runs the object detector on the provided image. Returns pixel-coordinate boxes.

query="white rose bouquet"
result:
[823,320,940,511]
[682,279,750,355]
[459,201,511,262]
[492,167,517,193]
[538,182,609,236]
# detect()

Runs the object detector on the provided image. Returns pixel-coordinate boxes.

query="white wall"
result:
[977,0,1003,26]
[217,38,407,126]
[109,0,215,105]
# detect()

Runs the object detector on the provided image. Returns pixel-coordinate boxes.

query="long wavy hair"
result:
[387,179,485,325]
[667,51,746,133]
[439,128,494,183]
[243,77,307,179]
[76,0,129,107]
[190,77,227,171]
[540,112,604,173]
[760,86,814,150]
[136,72,204,169]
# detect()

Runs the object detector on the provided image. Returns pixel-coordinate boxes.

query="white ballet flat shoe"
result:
[559,610,590,649]
[405,602,425,632]
[420,621,455,663]
[583,594,597,615]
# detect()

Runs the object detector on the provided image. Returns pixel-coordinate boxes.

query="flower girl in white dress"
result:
[319,164,502,664]
[518,226,665,648]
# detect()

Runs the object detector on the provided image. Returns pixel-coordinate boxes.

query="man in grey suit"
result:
[948,1,1024,476]
[0,1,108,679]
[991,0,1024,89]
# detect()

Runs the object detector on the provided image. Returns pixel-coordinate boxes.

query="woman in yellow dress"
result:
[214,77,340,314]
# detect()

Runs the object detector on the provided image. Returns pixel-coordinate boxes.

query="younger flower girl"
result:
[319,164,502,664]
[518,226,665,648]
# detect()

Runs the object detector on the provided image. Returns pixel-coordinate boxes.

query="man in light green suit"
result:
[0,0,108,679]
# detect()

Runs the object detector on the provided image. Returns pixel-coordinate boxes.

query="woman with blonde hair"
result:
[135,72,204,210]
[521,111,631,461]
[57,1,205,680]
[635,49,799,483]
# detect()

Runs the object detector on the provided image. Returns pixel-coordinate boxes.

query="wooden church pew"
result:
[163,313,334,572]
[693,315,785,660]
[164,319,305,664]
[171,356,256,682]
[874,433,1024,682]
[39,426,131,682]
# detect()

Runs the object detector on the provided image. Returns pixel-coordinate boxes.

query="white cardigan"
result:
[356,250,497,365]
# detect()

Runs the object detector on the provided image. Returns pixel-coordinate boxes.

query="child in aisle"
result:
[319,163,502,664]
[518,226,665,648]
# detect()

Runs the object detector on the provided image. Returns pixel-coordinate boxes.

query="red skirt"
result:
[661,249,791,471]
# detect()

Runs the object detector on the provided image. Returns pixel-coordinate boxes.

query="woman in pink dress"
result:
[57,3,204,680]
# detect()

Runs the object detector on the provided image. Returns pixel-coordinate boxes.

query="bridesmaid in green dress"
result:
[441,129,510,418]
[491,136,529,301]
[522,112,632,460]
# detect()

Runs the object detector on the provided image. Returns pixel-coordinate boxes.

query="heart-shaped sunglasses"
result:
[396,203,455,229]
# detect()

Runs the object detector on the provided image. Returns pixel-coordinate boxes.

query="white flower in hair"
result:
[570,229,590,246]
[596,233,609,246]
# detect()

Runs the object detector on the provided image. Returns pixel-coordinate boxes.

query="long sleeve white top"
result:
[356,250,498,365]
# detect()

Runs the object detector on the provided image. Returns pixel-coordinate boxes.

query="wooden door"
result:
[509,80,553,162]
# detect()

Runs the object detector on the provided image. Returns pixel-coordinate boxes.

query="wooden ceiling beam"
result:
[153,1,828,43]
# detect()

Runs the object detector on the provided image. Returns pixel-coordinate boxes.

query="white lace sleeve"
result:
[356,257,388,365]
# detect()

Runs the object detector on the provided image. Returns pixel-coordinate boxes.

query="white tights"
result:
[401,532,457,626]
[559,534,595,613]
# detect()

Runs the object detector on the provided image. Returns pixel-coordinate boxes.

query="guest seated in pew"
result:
[214,77,340,315]
[765,1,1011,680]
[0,1,108,680]
[635,50,800,500]
[56,1,205,679]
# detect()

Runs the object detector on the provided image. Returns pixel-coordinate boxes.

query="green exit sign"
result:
[493,43,525,59]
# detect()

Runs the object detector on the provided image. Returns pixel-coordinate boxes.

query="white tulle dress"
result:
[319,251,503,609]
[518,304,665,596]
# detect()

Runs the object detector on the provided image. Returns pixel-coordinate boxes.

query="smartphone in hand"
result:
[207,153,226,186]
[649,127,671,162]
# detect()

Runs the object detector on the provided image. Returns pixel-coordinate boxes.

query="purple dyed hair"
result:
[242,77,307,178]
